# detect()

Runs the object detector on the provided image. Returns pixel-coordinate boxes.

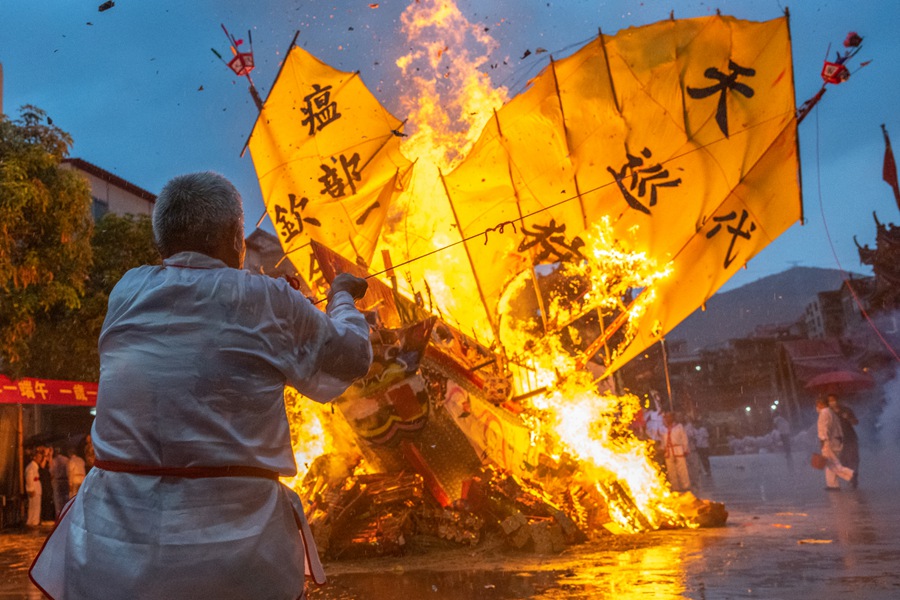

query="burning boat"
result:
[241,1,801,557]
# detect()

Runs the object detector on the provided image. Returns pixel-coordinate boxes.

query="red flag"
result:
[882,124,900,212]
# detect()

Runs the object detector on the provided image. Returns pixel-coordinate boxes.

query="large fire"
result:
[282,0,712,539]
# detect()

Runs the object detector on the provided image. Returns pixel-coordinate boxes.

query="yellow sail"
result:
[248,45,413,284]
[249,14,801,379]
[440,14,800,373]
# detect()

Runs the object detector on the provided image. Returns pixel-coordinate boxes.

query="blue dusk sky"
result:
[1,0,898,292]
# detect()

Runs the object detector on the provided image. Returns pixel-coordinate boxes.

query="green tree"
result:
[0,106,93,375]
[22,213,160,381]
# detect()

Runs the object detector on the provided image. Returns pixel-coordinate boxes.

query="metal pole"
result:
[661,338,674,411]
[17,404,24,524]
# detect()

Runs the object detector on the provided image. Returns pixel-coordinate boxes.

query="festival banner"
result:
[0,375,97,406]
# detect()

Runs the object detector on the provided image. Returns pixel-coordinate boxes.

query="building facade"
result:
[60,157,156,218]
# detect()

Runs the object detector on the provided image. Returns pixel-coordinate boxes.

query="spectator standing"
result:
[67,451,86,498]
[774,413,792,456]
[50,447,70,517]
[662,412,691,491]
[684,418,702,483]
[693,420,712,476]
[24,449,42,527]
[38,447,54,524]
[816,397,854,490]
[828,394,859,489]
[644,407,666,471]
[83,434,94,471]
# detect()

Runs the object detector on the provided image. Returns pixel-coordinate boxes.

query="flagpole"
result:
[439,169,503,345]
[881,124,900,213]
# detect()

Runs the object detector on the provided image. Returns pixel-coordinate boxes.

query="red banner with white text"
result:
[0,375,97,406]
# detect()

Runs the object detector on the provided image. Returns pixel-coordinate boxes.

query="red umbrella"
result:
[804,370,875,395]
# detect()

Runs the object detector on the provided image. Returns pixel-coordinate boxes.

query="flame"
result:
[375,0,508,342]
[529,374,686,531]
[281,387,373,493]
[395,0,506,169]
[494,219,681,531]
[280,387,329,489]
[376,2,685,531]
[286,0,697,535]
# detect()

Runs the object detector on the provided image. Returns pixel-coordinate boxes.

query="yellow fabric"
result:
[441,15,800,372]
[251,15,800,377]
[248,45,412,281]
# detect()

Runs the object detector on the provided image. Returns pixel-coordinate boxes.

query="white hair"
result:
[152,172,244,258]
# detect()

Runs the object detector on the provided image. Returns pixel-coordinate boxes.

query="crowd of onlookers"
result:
[636,394,863,494]
[632,407,713,492]
[24,436,94,527]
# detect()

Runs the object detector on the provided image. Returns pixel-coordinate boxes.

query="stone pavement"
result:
[1,448,898,599]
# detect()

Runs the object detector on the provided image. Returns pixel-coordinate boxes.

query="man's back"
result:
[56,252,370,599]
[93,253,303,473]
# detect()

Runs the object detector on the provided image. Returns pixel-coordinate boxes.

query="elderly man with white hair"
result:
[32,172,372,600]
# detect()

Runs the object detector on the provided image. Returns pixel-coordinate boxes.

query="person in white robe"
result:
[816,397,854,490]
[24,452,42,527]
[661,412,691,492]
[66,452,85,498]
[31,172,372,600]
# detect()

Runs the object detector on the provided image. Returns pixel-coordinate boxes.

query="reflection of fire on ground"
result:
[279,0,727,558]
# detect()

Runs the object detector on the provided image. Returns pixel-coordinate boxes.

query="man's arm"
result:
[289,274,373,402]
[318,287,372,382]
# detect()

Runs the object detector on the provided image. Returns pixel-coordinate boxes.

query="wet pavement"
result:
[2,450,899,599]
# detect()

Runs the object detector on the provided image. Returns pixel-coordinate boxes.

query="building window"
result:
[92,197,109,220]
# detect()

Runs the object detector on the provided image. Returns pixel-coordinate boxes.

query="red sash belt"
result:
[92,458,325,587]
[94,459,280,481]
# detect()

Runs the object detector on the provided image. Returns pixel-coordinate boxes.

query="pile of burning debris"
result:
[282,246,728,560]
[298,455,727,559]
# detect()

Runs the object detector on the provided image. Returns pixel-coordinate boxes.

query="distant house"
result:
[61,157,156,218]
[803,278,874,340]
[804,290,843,339]
[61,159,290,280]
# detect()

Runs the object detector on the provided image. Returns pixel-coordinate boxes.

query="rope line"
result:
[356,109,797,280]
[814,107,900,365]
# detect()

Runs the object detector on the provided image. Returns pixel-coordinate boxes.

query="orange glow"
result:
[279,0,712,534]
[280,387,372,489]
[280,387,329,489]
[373,0,508,342]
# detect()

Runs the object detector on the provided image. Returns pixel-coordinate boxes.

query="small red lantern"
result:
[821,61,850,85]
[227,52,255,77]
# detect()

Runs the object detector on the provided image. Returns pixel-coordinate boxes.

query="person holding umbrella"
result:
[828,394,859,489]
[816,397,854,490]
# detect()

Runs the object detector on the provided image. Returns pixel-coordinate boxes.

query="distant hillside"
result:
[670,266,859,352]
